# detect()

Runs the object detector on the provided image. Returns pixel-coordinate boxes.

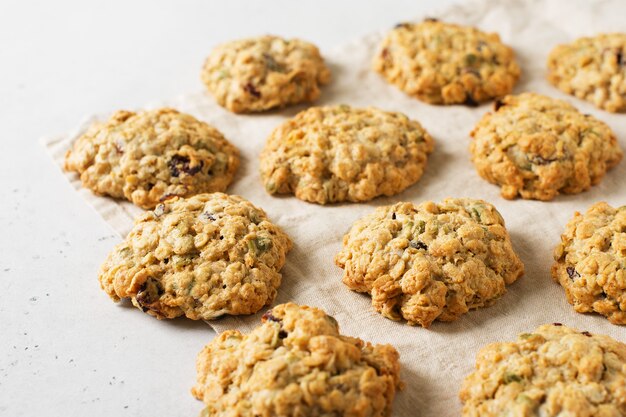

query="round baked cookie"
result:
[470,93,622,201]
[192,303,402,417]
[201,35,331,113]
[64,108,239,210]
[547,33,626,113]
[98,193,292,320]
[552,202,626,324]
[259,105,434,205]
[335,198,524,328]
[373,19,520,105]
[460,323,626,416]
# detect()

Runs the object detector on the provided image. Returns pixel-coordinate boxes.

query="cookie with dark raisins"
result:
[64,108,239,209]
[548,33,626,112]
[201,35,330,113]
[98,193,292,320]
[336,198,524,327]
[192,303,402,417]
[470,93,622,200]
[461,324,626,416]
[553,202,626,324]
[374,20,520,105]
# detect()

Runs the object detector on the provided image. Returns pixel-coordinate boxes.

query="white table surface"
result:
[0,1,463,416]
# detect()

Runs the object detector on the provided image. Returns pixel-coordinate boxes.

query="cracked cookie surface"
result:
[547,33,626,112]
[259,105,434,204]
[64,108,240,209]
[98,193,292,320]
[373,19,520,105]
[202,35,330,113]
[470,93,622,200]
[192,303,402,417]
[335,198,524,328]
[460,324,626,416]
[553,202,626,324]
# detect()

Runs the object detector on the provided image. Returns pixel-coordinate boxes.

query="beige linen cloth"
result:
[42,0,626,415]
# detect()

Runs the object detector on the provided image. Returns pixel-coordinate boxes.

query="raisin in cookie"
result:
[373,19,520,105]
[335,198,524,328]
[98,193,292,320]
[192,303,402,417]
[552,202,626,324]
[460,324,626,416]
[64,108,239,209]
[470,93,622,201]
[201,35,331,113]
[260,105,434,205]
[548,33,626,113]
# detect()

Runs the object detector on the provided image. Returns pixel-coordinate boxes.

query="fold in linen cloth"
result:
[42,0,626,415]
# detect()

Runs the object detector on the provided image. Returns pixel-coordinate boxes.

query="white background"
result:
[0,1,461,416]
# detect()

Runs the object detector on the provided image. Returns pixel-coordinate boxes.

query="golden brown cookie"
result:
[201,35,331,113]
[98,193,292,320]
[335,198,524,327]
[470,93,622,200]
[548,33,626,112]
[373,19,520,105]
[259,105,434,204]
[64,108,239,209]
[460,323,626,416]
[553,202,626,324]
[192,303,402,417]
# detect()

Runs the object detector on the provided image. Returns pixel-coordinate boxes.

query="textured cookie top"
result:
[192,303,402,417]
[260,105,434,204]
[470,93,622,201]
[64,108,240,209]
[553,202,626,324]
[548,33,626,112]
[202,35,331,113]
[98,193,292,320]
[335,198,524,328]
[460,324,626,416]
[373,19,520,105]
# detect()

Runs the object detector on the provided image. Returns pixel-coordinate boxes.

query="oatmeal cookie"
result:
[335,198,524,328]
[373,19,520,105]
[64,108,239,210]
[259,105,434,205]
[548,33,626,112]
[98,193,292,320]
[470,93,622,200]
[460,323,626,416]
[192,303,402,417]
[552,202,626,324]
[201,35,331,113]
